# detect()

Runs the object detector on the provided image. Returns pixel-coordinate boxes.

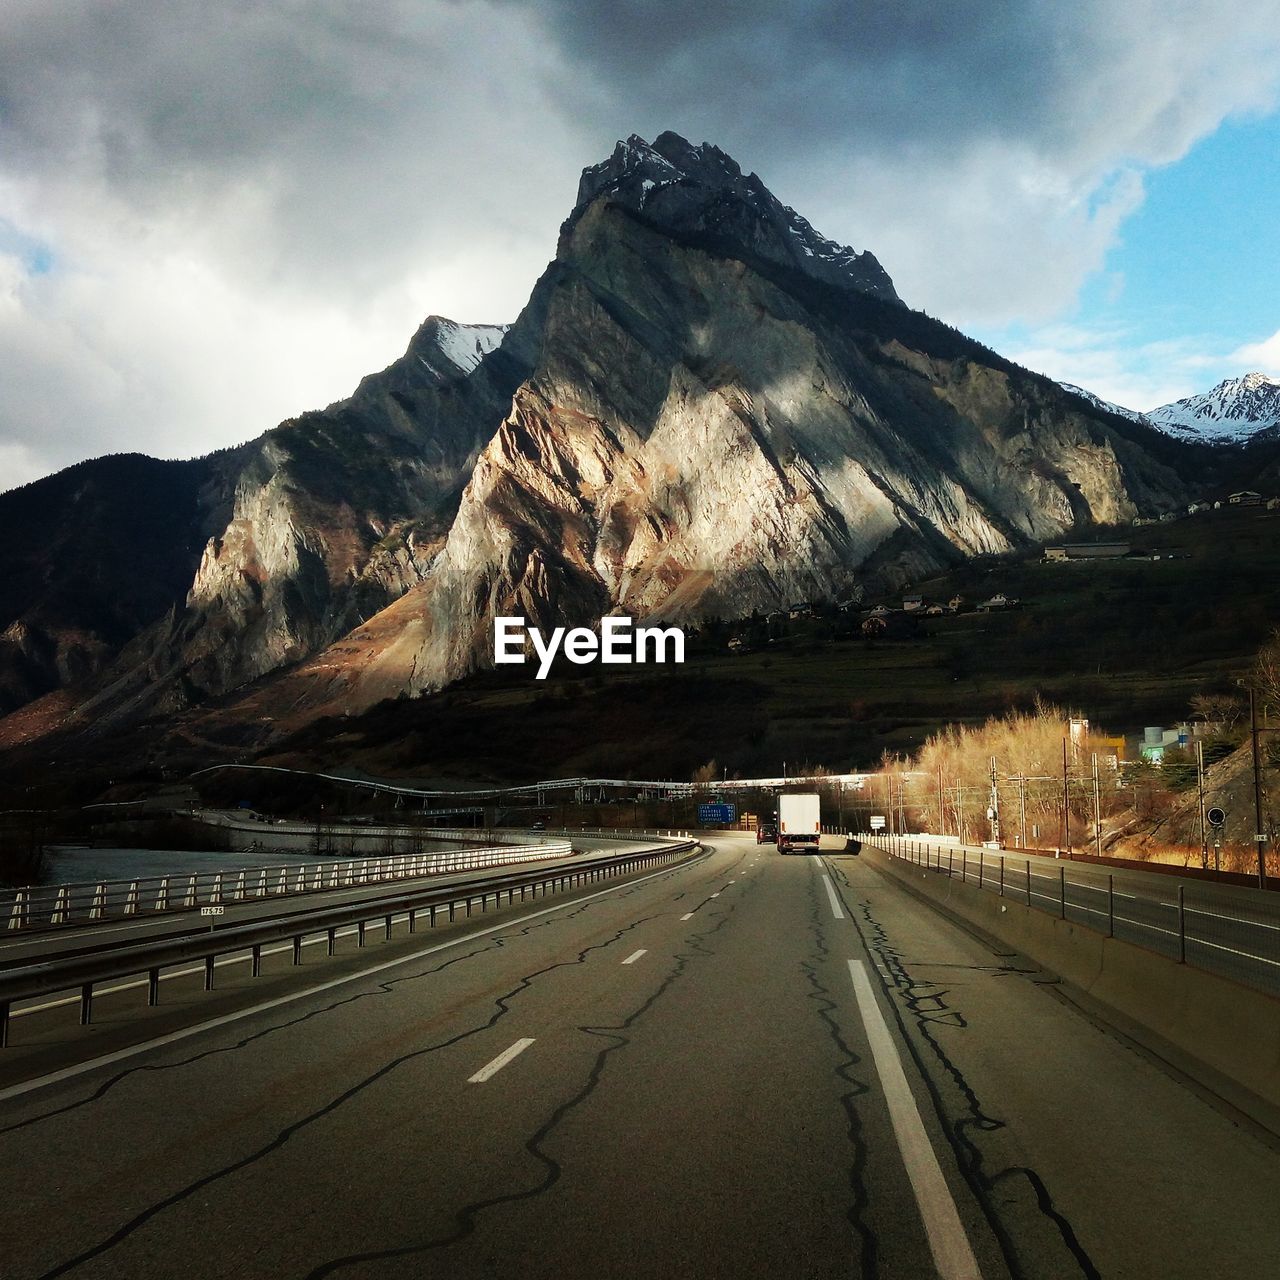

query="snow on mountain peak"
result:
[411,318,509,383]
[1146,372,1280,443]
[572,131,902,305]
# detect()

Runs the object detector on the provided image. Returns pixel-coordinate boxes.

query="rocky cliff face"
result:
[0,132,1197,747]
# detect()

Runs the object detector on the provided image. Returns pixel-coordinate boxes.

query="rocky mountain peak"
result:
[1147,371,1280,444]
[570,130,902,305]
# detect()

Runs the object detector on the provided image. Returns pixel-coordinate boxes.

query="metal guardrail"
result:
[0,839,700,1047]
[865,834,1280,1000]
[2,842,572,934]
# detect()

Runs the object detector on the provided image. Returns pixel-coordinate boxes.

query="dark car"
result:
[756,822,777,844]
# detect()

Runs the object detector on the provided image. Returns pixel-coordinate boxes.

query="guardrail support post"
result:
[293,935,303,965]
[251,944,262,978]
[327,926,336,956]
[999,857,1004,897]
[1059,867,1066,919]
[1108,875,1115,937]
[409,908,417,934]
[449,902,455,922]
[961,850,967,883]
[384,914,393,940]
[7,891,28,931]
[0,1001,9,1048]
[358,921,367,947]
[205,955,215,990]
[1026,862,1032,906]
[80,983,93,1026]
[148,968,160,1005]
[978,852,984,889]
[1178,885,1186,963]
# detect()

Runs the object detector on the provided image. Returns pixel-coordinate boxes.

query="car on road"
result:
[529,821,546,832]
[756,822,776,844]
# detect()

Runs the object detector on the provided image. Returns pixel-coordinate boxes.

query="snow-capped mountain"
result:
[571,131,902,304]
[1059,383,1148,426]
[1147,373,1280,444]
[1058,373,1280,445]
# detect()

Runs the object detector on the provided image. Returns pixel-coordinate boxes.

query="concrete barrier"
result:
[863,844,1280,1123]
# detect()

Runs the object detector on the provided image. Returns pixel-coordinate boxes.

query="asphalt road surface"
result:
[2,833,1278,1279]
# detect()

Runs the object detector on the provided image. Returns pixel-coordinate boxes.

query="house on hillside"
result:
[947,594,966,612]
[786,601,814,619]
[1229,490,1263,506]
[976,592,1018,612]
[1187,501,1211,514]
[902,594,924,612]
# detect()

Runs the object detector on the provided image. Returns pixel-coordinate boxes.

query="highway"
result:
[2,834,1279,1278]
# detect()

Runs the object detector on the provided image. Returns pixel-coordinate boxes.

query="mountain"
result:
[0,131,1204,755]
[1058,383,1149,427]
[1147,373,1280,444]
[572,132,901,304]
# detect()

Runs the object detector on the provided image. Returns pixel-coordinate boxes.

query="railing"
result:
[864,833,1280,1000]
[0,839,701,1047]
[1,842,571,934]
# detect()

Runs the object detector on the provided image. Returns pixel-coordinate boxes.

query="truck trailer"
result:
[776,792,820,853]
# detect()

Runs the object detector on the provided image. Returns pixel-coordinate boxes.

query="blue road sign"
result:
[698,802,737,825]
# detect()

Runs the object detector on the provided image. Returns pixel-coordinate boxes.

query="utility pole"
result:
[1061,737,1071,854]
[1250,687,1269,888]
[1092,753,1102,858]
[1018,773,1027,850]
[989,756,1001,846]
[1196,739,1208,870]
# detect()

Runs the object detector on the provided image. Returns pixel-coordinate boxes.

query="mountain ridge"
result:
[0,131,1224,757]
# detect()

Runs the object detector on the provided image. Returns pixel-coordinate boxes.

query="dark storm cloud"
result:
[1,1,1278,489]
[523,0,1277,171]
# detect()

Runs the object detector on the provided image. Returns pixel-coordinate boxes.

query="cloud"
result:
[0,1,587,489]
[1000,322,1235,412]
[1229,329,1280,376]
[2,1,1280,489]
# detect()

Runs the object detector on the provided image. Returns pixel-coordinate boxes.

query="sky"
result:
[2,0,1280,492]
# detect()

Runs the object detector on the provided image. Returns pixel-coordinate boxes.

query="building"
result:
[902,594,924,612]
[976,592,1018,611]
[1187,501,1211,514]
[1229,490,1263,506]
[1043,542,1131,562]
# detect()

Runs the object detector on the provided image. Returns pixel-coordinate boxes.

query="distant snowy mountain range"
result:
[1061,373,1280,445]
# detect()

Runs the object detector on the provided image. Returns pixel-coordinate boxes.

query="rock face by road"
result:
[0,131,1195,745]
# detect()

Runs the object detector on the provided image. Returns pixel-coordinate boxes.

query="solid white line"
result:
[680,912,695,921]
[468,1037,535,1083]
[0,851,704,1105]
[710,892,720,898]
[822,875,846,920]
[847,960,980,1280]
[621,949,647,965]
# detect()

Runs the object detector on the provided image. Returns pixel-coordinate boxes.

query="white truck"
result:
[776,792,821,853]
